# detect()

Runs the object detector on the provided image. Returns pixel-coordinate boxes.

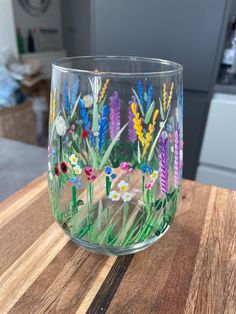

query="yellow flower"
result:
[163,83,167,112]
[69,154,78,165]
[118,180,128,191]
[109,191,121,201]
[151,170,159,180]
[131,103,145,146]
[167,82,174,108]
[98,79,110,103]
[142,109,159,157]
[74,165,82,175]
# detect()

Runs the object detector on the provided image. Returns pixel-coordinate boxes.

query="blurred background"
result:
[0,0,236,200]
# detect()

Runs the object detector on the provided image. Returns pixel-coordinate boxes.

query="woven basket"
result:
[0,100,37,145]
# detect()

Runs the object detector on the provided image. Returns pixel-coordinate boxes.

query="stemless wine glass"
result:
[48,56,183,255]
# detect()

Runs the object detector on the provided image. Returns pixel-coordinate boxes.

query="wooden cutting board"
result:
[0,174,235,314]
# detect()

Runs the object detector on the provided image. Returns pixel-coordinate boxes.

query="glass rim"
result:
[52,55,183,77]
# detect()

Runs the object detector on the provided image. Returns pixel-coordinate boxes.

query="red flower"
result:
[54,165,60,176]
[82,130,89,139]
[91,175,96,181]
[60,162,68,174]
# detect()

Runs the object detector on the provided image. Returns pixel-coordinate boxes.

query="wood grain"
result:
[0,174,235,314]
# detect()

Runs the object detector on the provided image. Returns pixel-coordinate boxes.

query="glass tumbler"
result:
[48,56,183,255]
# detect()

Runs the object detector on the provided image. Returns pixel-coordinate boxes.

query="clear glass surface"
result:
[48,56,183,255]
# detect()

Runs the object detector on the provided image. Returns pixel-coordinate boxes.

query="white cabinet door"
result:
[197,93,236,189]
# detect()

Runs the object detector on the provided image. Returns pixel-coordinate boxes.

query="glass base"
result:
[68,225,170,256]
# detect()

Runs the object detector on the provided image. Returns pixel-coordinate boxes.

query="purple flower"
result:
[109,91,121,139]
[174,122,181,187]
[128,96,137,143]
[159,131,169,194]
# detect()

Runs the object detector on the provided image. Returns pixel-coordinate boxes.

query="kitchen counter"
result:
[0,175,235,313]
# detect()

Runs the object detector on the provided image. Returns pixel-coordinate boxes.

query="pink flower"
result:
[85,166,92,176]
[124,169,129,175]
[145,181,154,189]
[120,162,129,170]
[128,168,134,174]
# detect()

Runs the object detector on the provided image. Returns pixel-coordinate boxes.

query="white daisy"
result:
[122,192,132,202]
[83,94,93,108]
[117,180,128,192]
[109,191,121,201]
[74,165,82,175]
[69,154,78,165]
[150,170,159,180]
[55,115,67,136]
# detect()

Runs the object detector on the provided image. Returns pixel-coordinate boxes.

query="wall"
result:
[12,0,63,51]
[61,0,91,56]
[0,0,18,59]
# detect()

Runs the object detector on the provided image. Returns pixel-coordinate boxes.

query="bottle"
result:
[27,29,35,53]
[33,28,40,52]
[220,16,236,84]
[16,28,25,54]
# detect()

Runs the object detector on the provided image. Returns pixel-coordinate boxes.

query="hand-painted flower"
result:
[52,147,56,157]
[105,166,112,174]
[85,166,92,176]
[109,191,121,201]
[150,170,159,180]
[69,154,78,165]
[77,182,82,188]
[82,130,89,139]
[111,173,117,179]
[60,162,68,174]
[128,168,134,174]
[141,165,148,173]
[120,162,129,170]
[71,177,78,184]
[145,181,154,189]
[54,165,60,176]
[122,192,132,202]
[118,180,128,191]
[55,115,67,136]
[48,145,51,158]
[83,94,93,108]
[124,170,129,176]
[74,165,82,175]
[91,175,96,181]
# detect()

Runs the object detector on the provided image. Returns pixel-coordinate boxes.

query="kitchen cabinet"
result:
[196,93,236,189]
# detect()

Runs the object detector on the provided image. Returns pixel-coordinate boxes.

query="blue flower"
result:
[77,182,82,188]
[52,148,56,157]
[71,177,78,184]
[105,166,112,174]
[167,124,173,133]
[148,166,153,173]
[137,80,144,105]
[111,173,117,179]
[141,165,148,173]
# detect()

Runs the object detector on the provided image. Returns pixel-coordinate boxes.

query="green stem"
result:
[142,175,145,201]
[106,176,111,197]
[122,202,129,229]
